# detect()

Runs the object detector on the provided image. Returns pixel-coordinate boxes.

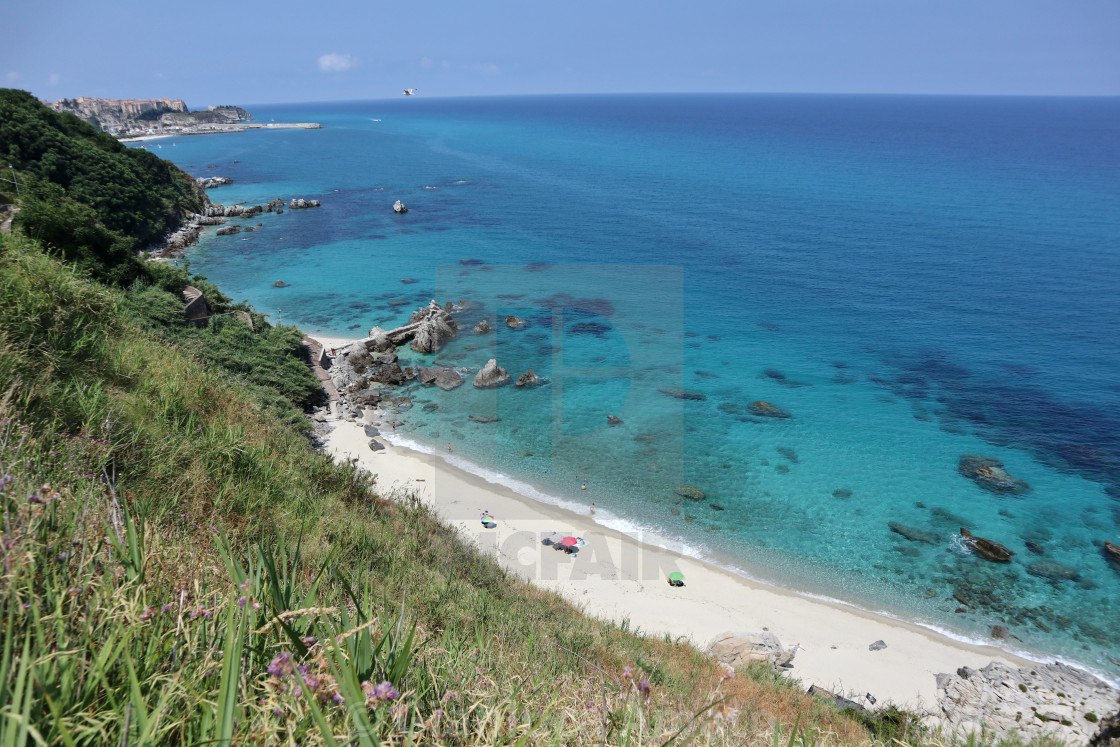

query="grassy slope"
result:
[0,229,893,746]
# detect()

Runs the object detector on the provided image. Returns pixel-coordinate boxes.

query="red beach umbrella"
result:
[561,536,578,547]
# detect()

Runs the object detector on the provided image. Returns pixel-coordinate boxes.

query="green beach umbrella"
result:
[668,572,684,582]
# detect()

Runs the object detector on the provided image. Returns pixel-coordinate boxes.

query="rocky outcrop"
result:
[273,280,291,287]
[393,200,408,213]
[607,415,623,426]
[505,315,526,329]
[515,369,540,388]
[410,304,458,354]
[707,631,796,669]
[748,401,791,418]
[960,528,1014,562]
[195,176,233,188]
[958,455,1031,494]
[289,198,321,209]
[935,661,1118,744]
[474,319,492,334]
[473,359,510,388]
[216,225,241,236]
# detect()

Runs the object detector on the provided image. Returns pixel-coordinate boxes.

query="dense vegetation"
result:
[0,88,202,283]
[0,91,1062,745]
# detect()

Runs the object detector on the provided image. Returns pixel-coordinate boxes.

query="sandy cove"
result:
[318,407,1030,713]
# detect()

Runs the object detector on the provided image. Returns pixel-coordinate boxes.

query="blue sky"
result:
[4,0,1118,106]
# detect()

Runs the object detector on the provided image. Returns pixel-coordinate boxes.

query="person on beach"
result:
[447,443,452,453]
[581,482,587,490]
[589,503,595,515]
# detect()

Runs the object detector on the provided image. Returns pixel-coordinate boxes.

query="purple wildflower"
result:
[374,681,399,701]
[139,606,154,622]
[302,636,316,646]
[636,679,651,700]
[237,596,247,608]
[268,652,294,678]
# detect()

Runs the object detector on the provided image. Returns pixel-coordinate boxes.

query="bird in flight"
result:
[402,88,417,96]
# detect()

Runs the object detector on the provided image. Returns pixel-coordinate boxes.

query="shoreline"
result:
[119,122,321,143]
[320,400,1029,710]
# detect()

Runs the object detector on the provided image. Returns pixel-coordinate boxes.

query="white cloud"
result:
[318,53,356,72]
[440,60,450,70]
[420,56,434,69]
[468,62,501,74]
[48,73,61,85]
[6,72,21,82]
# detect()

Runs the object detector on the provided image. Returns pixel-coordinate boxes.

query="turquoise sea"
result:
[146,94,1120,679]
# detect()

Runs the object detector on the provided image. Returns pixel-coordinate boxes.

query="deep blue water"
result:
[147,94,1120,678]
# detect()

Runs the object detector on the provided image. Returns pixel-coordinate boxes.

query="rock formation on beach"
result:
[935,661,1117,744]
[707,631,796,669]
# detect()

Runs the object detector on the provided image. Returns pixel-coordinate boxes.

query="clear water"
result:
[150,94,1120,678]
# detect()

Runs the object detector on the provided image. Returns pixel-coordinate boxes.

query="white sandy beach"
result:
[317,394,1033,712]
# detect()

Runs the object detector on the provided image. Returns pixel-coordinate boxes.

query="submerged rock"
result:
[961,528,1014,563]
[473,359,511,388]
[606,414,624,426]
[675,485,706,501]
[273,280,291,288]
[658,387,707,401]
[469,414,500,423]
[958,455,1031,494]
[474,319,492,334]
[505,315,526,329]
[888,521,940,545]
[1026,560,1080,582]
[748,401,791,418]
[1105,541,1120,564]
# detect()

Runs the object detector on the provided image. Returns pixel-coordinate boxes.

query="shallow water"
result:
[154,94,1120,677]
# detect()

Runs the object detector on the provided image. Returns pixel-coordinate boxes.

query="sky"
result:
[3,0,1118,107]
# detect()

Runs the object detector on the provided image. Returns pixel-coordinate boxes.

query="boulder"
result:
[289,198,321,209]
[216,225,241,236]
[960,528,1014,562]
[807,685,865,713]
[433,368,464,391]
[505,315,526,329]
[888,521,940,545]
[748,401,791,418]
[958,455,1031,494]
[658,387,707,401]
[515,369,540,388]
[273,280,291,287]
[675,485,706,501]
[868,640,887,651]
[363,425,380,438]
[474,319,492,334]
[393,200,408,214]
[1105,541,1120,564]
[473,359,510,388]
[607,415,624,426]
[182,286,209,327]
[707,631,795,669]
[368,439,385,452]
